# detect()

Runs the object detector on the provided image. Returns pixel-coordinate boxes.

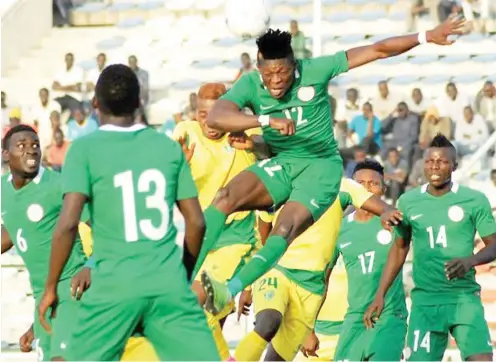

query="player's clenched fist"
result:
[19,324,34,352]
[363,296,384,329]
[301,330,320,358]
[269,118,295,136]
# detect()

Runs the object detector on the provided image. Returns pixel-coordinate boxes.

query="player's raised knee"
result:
[212,187,238,214]
[254,310,283,341]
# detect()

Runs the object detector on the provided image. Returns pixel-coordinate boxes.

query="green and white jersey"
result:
[331,212,407,317]
[61,124,198,298]
[222,52,349,159]
[396,182,496,305]
[1,168,87,297]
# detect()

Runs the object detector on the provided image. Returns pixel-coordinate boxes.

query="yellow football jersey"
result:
[318,255,348,322]
[172,121,259,223]
[276,178,372,272]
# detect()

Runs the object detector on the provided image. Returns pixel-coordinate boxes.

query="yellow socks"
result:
[206,312,231,361]
[234,331,268,361]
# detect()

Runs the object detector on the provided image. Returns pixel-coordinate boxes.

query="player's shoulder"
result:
[398,186,423,203]
[454,183,489,203]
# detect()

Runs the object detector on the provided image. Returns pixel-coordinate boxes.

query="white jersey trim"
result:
[99,124,146,133]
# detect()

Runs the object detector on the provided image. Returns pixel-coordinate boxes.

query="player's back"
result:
[65,124,192,298]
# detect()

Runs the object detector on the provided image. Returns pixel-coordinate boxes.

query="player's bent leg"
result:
[333,318,367,362]
[121,337,159,362]
[450,301,493,361]
[366,314,407,361]
[264,344,286,361]
[144,292,219,361]
[404,305,448,361]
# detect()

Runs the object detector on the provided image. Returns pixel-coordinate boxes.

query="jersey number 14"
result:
[426,225,447,249]
[114,169,169,242]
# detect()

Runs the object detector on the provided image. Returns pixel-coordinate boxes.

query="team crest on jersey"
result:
[264,290,275,300]
[377,230,392,245]
[27,204,44,222]
[448,205,464,222]
[297,86,315,102]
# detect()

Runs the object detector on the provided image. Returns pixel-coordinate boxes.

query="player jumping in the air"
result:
[37,64,219,361]
[1,125,89,361]
[200,17,466,314]
[172,82,267,360]
[331,160,407,361]
[234,176,401,362]
[364,134,496,361]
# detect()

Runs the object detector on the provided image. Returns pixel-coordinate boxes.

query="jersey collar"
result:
[99,124,146,132]
[420,181,459,194]
[347,211,355,222]
[7,166,45,184]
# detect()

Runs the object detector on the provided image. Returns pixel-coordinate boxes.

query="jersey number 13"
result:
[114,169,169,242]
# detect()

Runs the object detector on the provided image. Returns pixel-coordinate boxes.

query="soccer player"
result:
[201,17,465,314]
[364,134,496,361]
[233,177,399,362]
[298,258,348,361]
[172,82,265,360]
[1,124,89,361]
[332,160,407,361]
[37,64,219,361]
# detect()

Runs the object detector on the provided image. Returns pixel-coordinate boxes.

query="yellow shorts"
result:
[121,337,158,361]
[194,243,254,319]
[253,268,323,361]
[294,333,340,361]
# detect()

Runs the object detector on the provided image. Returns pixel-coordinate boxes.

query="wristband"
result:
[417,31,427,45]
[258,115,270,126]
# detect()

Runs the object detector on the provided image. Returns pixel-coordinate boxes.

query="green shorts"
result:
[405,302,492,361]
[247,155,343,220]
[67,279,219,361]
[34,278,77,361]
[334,312,407,361]
[215,211,257,250]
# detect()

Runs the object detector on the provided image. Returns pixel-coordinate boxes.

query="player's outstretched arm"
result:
[360,195,403,230]
[177,197,205,280]
[207,99,264,132]
[1,226,14,254]
[345,15,465,70]
[363,233,410,328]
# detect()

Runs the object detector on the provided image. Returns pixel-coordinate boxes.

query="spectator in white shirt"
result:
[475,80,496,132]
[461,0,494,33]
[454,105,489,157]
[128,55,149,107]
[31,88,62,149]
[335,88,362,148]
[408,88,429,117]
[52,52,84,112]
[436,82,471,124]
[487,169,496,213]
[86,53,107,103]
[370,81,402,120]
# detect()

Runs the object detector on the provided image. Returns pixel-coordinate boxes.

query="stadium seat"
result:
[116,17,145,29]
[452,74,483,95]
[195,0,224,11]
[166,0,196,12]
[95,36,127,51]
[270,14,293,28]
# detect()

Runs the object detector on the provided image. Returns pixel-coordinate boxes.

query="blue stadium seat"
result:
[116,17,145,29]
[96,36,126,50]
[367,34,392,43]
[360,10,387,21]
[192,59,223,69]
[377,54,408,65]
[347,0,368,5]
[224,59,240,69]
[77,2,106,12]
[439,54,471,64]
[328,11,354,22]
[359,75,387,85]
[138,1,164,10]
[285,0,309,6]
[270,13,293,25]
[389,10,408,21]
[389,75,420,85]
[215,37,240,47]
[421,74,451,84]
[487,74,496,82]
[375,0,396,5]
[409,54,439,65]
[336,34,365,44]
[333,75,356,86]
[458,33,487,43]
[452,74,483,84]
[108,2,134,12]
[473,54,496,64]
[322,0,342,5]
[78,60,96,71]
[172,79,201,90]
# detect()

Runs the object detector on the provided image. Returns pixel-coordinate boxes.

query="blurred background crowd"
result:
[1,0,496,359]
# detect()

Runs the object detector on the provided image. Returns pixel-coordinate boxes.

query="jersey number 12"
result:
[114,169,169,242]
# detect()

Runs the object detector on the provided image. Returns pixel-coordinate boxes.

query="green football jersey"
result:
[61,124,198,298]
[222,52,349,159]
[396,182,496,305]
[1,168,87,297]
[331,212,407,316]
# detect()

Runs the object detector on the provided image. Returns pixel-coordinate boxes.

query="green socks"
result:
[227,235,288,296]
[192,206,227,279]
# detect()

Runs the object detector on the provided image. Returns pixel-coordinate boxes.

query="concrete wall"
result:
[1,0,52,76]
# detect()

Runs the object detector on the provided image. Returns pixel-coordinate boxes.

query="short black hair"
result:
[353,159,384,176]
[429,133,455,149]
[446,82,456,89]
[353,145,365,153]
[39,88,49,94]
[95,64,140,116]
[256,29,293,61]
[2,124,37,150]
[363,101,372,109]
[387,147,399,155]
